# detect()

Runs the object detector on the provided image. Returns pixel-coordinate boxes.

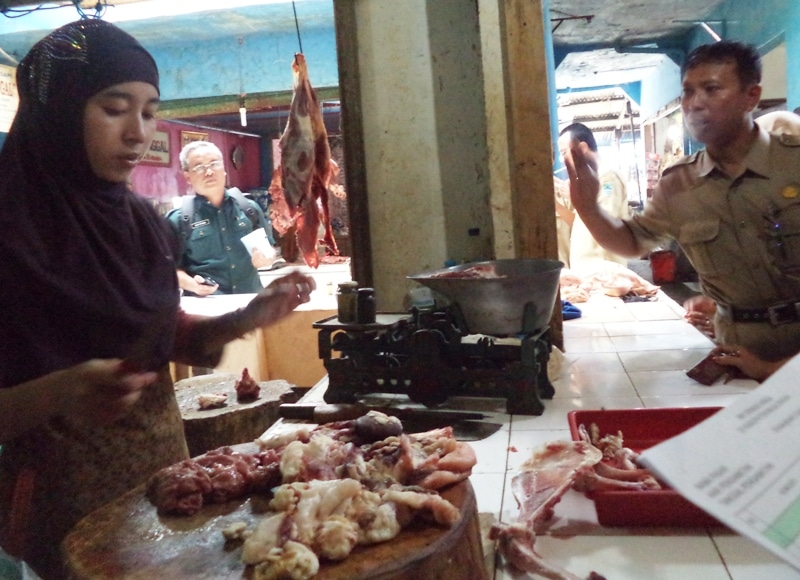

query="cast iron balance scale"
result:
[313,260,563,415]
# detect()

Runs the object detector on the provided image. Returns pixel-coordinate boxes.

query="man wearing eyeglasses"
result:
[166,141,281,295]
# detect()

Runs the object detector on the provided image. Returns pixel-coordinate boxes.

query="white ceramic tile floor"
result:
[473,292,800,579]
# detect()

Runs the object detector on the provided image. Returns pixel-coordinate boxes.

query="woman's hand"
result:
[242,270,316,329]
[0,360,159,442]
[59,359,159,424]
[710,344,786,382]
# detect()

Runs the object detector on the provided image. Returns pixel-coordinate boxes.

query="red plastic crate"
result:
[567,407,723,527]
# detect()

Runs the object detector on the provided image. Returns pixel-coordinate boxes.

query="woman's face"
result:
[83,81,160,183]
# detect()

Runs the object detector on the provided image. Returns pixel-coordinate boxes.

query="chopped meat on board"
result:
[147,413,475,516]
[198,392,227,410]
[145,447,281,516]
[241,479,459,578]
[278,53,339,268]
[145,412,474,579]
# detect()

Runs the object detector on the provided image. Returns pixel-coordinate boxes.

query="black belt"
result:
[723,302,800,325]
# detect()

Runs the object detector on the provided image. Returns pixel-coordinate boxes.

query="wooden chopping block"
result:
[63,461,487,580]
[174,373,293,457]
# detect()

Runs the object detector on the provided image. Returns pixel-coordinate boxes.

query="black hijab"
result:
[0,19,179,387]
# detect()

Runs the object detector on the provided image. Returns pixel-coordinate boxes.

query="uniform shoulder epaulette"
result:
[661,151,700,176]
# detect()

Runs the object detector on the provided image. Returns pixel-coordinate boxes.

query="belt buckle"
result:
[768,303,797,325]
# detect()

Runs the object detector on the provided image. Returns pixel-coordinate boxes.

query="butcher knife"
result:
[278,403,503,441]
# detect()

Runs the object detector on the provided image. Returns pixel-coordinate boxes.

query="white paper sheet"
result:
[240,227,276,258]
[639,354,800,571]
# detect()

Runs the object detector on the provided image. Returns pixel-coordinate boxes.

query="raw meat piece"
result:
[494,429,664,578]
[490,440,605,579]
[559,260,659,303]
[512,441,602,531]
[267,167,293,237]
[430,263,503,279]
[198,392,227,410]
[147,412,476,517]
[146,447,281,515]
[235,367,260,402]
[279,53,339,268]
[145,459,212,516]
[241,479,459,577]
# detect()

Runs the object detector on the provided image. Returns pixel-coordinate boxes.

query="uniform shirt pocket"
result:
[764,196,800,275]
[187,223,222,264]
[678,219,732,277]
[233,218,253,240]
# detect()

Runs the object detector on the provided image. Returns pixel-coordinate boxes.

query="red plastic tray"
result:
[567,407,722,527]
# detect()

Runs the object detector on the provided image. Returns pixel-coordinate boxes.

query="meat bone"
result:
[278,403,502,441]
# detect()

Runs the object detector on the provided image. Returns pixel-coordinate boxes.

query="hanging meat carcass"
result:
[278,53,339,268]
[267,167,300,263]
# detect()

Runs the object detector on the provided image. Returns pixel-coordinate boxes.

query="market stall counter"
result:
[174,286,336,388]
[293,289,800,578]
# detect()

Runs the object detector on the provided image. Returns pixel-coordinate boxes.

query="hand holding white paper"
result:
[240,227,276,259]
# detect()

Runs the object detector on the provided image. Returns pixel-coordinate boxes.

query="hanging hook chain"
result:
[291,1,304,54]
[72,0,107,20]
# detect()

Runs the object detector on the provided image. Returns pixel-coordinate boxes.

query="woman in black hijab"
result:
[0,19,315,578]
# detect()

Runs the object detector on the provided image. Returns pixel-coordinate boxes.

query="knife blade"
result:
[406,418,502,441]
[278,403,502,441]
[279,403,485,424]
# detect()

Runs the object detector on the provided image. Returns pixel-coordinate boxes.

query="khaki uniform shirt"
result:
[570,167,630,270]
[554,175,572,266]
[626,127,800,359]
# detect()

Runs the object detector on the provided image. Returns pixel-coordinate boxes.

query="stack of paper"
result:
[640,355,800,571]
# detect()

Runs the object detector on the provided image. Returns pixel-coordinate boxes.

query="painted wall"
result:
[130,119,261,203]
[788,2,800,111]
[695,0,787,52]
[148,27,339,103]
[0,2,341,102]
[639,59,681,122]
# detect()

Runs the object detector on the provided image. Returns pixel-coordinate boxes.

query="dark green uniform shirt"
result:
[166,191,269,294]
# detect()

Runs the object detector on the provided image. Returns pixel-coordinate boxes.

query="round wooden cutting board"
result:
[63,455,486,580]
[173,373,294,457]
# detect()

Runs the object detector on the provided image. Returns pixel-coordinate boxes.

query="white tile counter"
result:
[479,292,799,579]
[261,288,800,578]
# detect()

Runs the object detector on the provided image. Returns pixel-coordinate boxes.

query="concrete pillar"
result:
[786,2,800,111]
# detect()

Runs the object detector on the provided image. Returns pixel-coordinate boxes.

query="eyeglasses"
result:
[188,160,224,175]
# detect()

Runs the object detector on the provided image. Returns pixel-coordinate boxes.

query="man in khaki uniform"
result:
[564,40,800,366]
[557,123,629,270]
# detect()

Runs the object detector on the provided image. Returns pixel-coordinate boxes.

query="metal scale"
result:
[313,303,554,415]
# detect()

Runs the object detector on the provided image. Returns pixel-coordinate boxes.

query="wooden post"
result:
[498,0,563,348]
